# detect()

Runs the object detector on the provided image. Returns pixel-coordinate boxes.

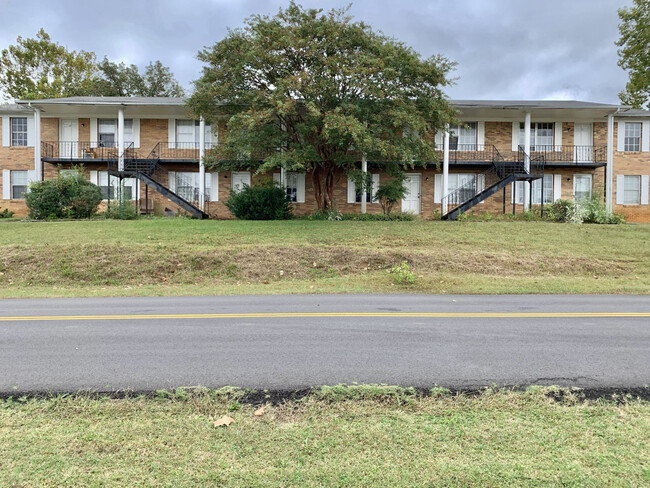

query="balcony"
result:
[146,142,216,162]
[435,144,502,165]
[41,141,135,161]
[518,145,607,166]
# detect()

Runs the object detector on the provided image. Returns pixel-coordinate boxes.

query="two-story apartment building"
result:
[1,96,649,221]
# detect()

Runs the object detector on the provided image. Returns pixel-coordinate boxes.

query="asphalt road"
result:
[1,294,649,393]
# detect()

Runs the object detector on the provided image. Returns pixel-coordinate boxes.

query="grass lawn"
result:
[1,386,648,487]
[0,219,649,298]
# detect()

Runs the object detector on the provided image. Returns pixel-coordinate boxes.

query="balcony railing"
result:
[147,142,217,161]
[435,144,502,163]
[517,145,606,164]
[42,141,135,161]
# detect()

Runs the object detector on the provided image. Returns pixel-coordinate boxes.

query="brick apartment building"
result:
[1,96,649,221]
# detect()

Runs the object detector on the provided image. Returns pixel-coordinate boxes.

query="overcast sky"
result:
[0,0,634,103]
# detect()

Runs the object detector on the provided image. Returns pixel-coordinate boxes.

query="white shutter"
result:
[273,173,281,185]
[553,174,562,202]
[477,121,485,148]
[641,175,649,205]
[27,170,37,184]
[477,174,485,203]
[204,124,212,146]
[347,177,356,204]
[371,174,380,201]
[554,122,562,148]
[89,170,98,185]
[296,173,306,203]
[168,171,176,192]
[642,122,650,152]
[210,173,219,201]
[616,175,625,205]
[434,131,443,148]
[512,121,519,152]
[434,174,442,204]
[90,118,98,148]
[132,119,140,148]
[168,119,176,146]
[27,117,35,147]
[1,116,9,147]
[617,122,625,152]
[2,170,10,199]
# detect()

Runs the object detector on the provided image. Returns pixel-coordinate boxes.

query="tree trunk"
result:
[312,164,337,210]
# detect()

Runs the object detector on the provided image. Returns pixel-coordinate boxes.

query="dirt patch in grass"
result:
[0,244,632,288]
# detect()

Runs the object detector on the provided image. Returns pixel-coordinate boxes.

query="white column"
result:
[606,113,614,212]
[523,112,531,211]
[199,117,206,210]
[361,153,368,214]
[118,107,125,171]
[33,108,41,180]
[442,125,450,215]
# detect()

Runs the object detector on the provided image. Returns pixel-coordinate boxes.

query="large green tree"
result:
[617,0,650,108]
[0,29,184,100]
[0,29,97,100]
[188,2,456,210]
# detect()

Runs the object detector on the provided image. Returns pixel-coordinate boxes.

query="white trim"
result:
[616,175,625,205]
[168,118,176,145]
[434,174,442,204]
[133,119,140,148]
[617,121,625,152]
[26,116,35,147]
[641,175,649,205]
[511,121,519,152]
[1,116,9,147]
[347,177,356,204]
[296,173,306,203]
[477,121,485,147]
[210,173,219,201]
[434,131,443,147]
[553,174,562,202]
[643,121,650,152]
[2,170,10,199]
[90,118,98,148]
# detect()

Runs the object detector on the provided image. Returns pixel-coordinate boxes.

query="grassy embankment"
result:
[0,219,648,298]
[1,386,649,487]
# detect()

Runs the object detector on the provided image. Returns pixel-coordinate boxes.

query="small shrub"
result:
[389,261,416,285]
[104,199,139,220]
[546,197,623,224]
[26,173,102,219]
[341,212,416,221]
[225,181,292,220]
[307,209,343,221]
[0,208,15,219]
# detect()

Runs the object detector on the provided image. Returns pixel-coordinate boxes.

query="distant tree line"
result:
[0,29,185,100]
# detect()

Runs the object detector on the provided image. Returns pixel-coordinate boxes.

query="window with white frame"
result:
[519,122,554,151]
[573,174,592,201]
[624,122,641,152]
[347,174,379,203]
[285,173,299,202]
[11,117,28,147]
[512,181,525,205]
[622,175,641,204]
[447,173,483,204]
[176,120,213,147]
[59,169,80,178]
[449,123,477,150]
[531,174,553,204]
[98,119,133,147]
[98,171,136,200]
[11,170,28,199]
[175,172,211,202]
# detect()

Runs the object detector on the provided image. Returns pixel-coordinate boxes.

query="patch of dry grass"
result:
[1,386,649,487]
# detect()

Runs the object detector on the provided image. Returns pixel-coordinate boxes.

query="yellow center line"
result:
[0,312,649,322]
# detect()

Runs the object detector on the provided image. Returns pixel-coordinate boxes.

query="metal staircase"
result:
[441,146,544,221]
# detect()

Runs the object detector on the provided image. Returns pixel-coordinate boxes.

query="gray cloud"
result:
[0,0,634,102]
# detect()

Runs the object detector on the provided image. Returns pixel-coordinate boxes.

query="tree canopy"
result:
[617,0,650,108]
[0,29,184,100]
[188,2,456,209]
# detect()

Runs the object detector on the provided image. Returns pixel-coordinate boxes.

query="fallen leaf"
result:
[254,407,265,417]
[213,415,235,427]
[313,262,317,267]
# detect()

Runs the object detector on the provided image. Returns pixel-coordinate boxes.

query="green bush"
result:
[341,212,416,221]
[546,197,624,224]
[26,174,102,219]
[0,208,15,219]
[225,181,292,220]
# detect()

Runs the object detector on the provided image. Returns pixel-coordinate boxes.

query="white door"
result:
[231,172,251,193]
[574,123,593,162]
[402,174,421,214]
[59,119,78,159]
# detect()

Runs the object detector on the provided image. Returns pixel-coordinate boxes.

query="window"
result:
[531,174,553,204]
[519,122,554,151]
[285,173,299,202]
[624,122,641,152]
[98,119,133,147]
[59,169,80,179]
[98,172,136,200]
[175,172,211,201]
[573,175,592,201]
[449,123,477,150]
[11,117,28,147]
[623,175,641,205]
[448,173,483,204]
[347,174,379,204]
[11,170,28,199]
[176,120,213,147]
